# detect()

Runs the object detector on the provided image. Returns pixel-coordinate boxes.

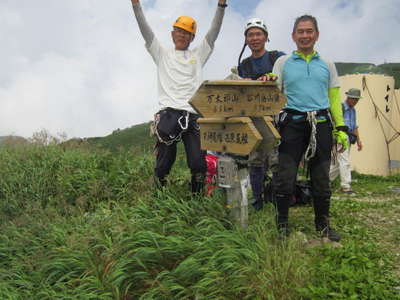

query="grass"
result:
[0,143,399,299]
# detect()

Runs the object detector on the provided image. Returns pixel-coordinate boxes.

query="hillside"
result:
[0,135,27,146]
[336,62,400,88]
[378,63,400,88]
[86,122,153,152]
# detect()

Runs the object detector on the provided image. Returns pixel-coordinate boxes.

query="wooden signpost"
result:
[190,80,286,229]
[190,80,285,118]
[197,117,262,155]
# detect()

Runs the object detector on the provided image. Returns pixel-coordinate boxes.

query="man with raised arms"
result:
[130,0,227,194]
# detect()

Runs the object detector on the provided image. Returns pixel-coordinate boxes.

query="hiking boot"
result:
[317,225,341,242]
[340,187,355,194]
[252,196,264,211]
[191,173,205,195]
[277,223,290,239]
[275,194,291,239]
[154,176,167,189]
[276,214,290,239]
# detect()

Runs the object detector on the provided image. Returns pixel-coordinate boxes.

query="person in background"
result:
[330,88,363,193]
[129,0,227,194]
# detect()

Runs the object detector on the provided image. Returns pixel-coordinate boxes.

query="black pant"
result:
[275,117,332,197]
[154,114,206,180]
[275,116,333,224]
[249,165,266,202]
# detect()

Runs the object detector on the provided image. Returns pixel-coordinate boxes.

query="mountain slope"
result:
[336,62,400,88]
[86,122,153,152]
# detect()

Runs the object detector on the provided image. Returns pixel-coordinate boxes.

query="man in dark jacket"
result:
[237,18,285,210]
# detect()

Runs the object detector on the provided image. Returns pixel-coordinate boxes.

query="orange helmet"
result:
[173,16,197,35]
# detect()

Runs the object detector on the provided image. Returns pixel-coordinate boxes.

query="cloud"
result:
[255,0,400,63]
[0,0,399,138]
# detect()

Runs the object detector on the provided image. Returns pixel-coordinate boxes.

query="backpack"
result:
[264,175,312,207]
[205,154,218,196]
[293,180,313,206]
[238,50,280,80]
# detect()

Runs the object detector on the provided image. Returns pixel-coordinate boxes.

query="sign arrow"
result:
[198,117,262,155]
[190,80,286,118]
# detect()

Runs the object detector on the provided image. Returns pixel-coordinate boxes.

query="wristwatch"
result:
[218,3,228,8]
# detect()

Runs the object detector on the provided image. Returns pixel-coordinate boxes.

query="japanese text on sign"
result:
[207,93,280,104]
[203,131,249,145]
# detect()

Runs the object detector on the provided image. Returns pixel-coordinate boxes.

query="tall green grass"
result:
[0,143,399,299]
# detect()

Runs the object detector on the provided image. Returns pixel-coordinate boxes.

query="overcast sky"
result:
[1,0,399,138]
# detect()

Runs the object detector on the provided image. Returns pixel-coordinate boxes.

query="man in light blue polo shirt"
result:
[272,15,348,241]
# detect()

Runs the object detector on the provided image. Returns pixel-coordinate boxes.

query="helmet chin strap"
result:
[237,42,247,71]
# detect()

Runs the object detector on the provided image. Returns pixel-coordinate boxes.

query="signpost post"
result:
[190,80,286,229]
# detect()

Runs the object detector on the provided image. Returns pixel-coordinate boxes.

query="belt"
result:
[284,108,329,116]
[284,108,329,122]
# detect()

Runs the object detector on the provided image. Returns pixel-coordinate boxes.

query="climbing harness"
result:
[154,109,190,146]
[304,111,318,161]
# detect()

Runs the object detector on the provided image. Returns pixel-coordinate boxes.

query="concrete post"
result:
[217,155,249,229]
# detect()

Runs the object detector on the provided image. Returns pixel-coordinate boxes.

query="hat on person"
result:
[345,88,362,99]
[244,18,268,36]
[173,16,197,35]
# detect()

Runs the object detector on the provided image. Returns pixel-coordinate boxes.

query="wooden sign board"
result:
[251,116,281,153]
[190,80,286,118]
[198,117,262,155]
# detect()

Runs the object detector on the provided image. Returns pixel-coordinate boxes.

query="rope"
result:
[153,111,189,146]
[304,111,318,161]
[389,90,400,143]
[362,76,400,171]
[362,76,400,145]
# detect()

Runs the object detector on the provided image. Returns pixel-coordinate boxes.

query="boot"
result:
[275,194,291,238]
[154,175,167,189]
[315,216,341,242]
[252,194,264,211]
[277,215,289,239]
[191,173,205,195]
[313,197,341,242]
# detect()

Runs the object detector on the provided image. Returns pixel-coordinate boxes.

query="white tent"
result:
[339,74,400,176]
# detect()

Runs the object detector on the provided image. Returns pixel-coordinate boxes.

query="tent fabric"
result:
[339,74,400,176]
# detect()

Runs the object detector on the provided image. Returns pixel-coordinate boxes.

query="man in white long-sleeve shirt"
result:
[130,0,227,194]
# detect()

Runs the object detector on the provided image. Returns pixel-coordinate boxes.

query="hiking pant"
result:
[274,114,333,224]
[249,165,266,203]
[248,115,279,204]
[154,114,206,181]
[249,149,278,204]
[329,147,351,189]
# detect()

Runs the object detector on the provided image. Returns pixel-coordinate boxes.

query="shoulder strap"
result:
[238,56,254,78]
[268,50,280,67]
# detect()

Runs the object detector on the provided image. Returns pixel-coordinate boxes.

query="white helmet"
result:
[244,18,268,36]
